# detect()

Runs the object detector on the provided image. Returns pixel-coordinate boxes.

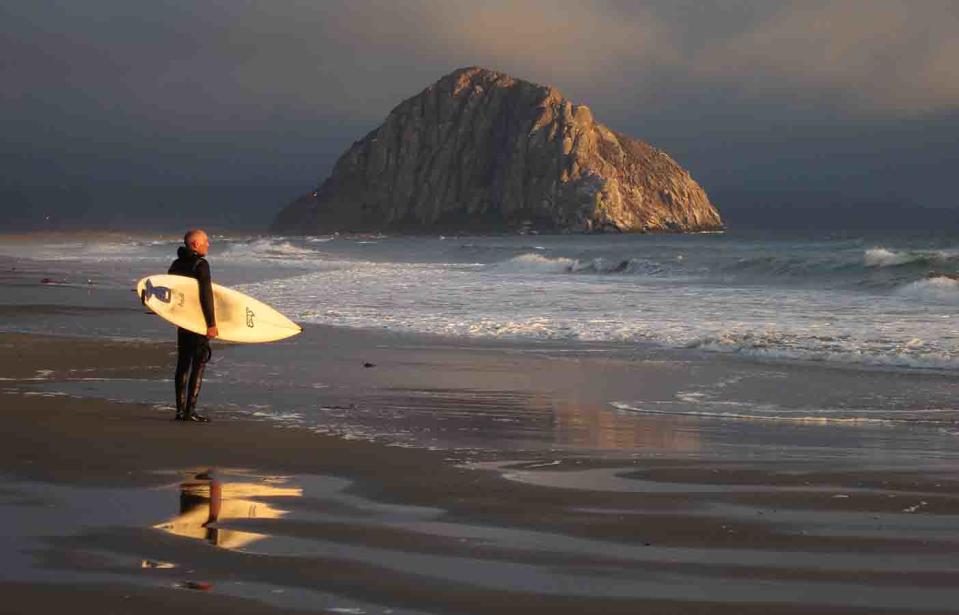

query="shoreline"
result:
[13,322,959,465]
[5,231,959,377]
[3,331,959,613]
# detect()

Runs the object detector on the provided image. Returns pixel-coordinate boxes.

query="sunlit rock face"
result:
[272,67,723,234]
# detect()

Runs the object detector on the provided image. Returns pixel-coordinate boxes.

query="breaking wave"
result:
[863,247,959,268]
[896,276,959,303]
[220,238,321,261]
[492,253,664,276]
[492,254,576,273]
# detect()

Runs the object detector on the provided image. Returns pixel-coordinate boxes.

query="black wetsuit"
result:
[168,246,216,420]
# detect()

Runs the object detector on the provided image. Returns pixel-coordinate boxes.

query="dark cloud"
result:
[1,0,957,227]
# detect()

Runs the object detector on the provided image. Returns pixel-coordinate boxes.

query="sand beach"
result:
[3,321,959,613]
[4,233,959,614]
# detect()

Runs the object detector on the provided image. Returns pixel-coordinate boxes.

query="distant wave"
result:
[492,253,576,273]
[457,243,547,253]
[0,237,172,262]
[864,248,922,267]
[707,247,959,293]
[569,257,664,275]
[492,253,663,276]
[896,276,959,303]
[724,254,840,277]
[221,238,320,260]
[863,247,959,268]
[482,245,959,290]
[228,237,959,375]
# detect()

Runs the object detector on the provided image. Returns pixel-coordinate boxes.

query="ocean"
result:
[3,230,959,456]
[7,230,959,368]
[236,232,959,371]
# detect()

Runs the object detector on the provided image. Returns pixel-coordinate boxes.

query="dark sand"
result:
[2,332,959,614]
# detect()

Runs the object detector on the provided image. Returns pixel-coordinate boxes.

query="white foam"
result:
[610,401,895,425]
[492,253,575,273]
[897,277,959,303]
[0,237,170,263]
[492,254,660,276]
[683,332,959,372]
[221,239,319,260]
[16,233,959,376]
[864,248,914,267]
[863,247,959,268]
[239,257,959,373]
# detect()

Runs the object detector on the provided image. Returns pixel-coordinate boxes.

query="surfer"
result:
[168,229,218,422]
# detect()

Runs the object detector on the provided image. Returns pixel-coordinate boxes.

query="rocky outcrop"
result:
[272,67,723,234]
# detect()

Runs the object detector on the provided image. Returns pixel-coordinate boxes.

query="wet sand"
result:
[2,332,959,614]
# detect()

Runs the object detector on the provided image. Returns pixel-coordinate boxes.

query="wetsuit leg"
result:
[186,339,211,420]
[174,328,195,419]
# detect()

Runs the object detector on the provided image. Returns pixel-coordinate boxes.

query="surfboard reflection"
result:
[154,471,302,550]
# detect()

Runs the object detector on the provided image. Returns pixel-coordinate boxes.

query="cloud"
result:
[422,1,677,89]
[693,1,959,114]
[0,0,956,192]
[2,0,956,135]
[298,0,959,119]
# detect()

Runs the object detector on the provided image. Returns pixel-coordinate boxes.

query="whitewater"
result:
[4,230,959,373]
[237,233,959,372]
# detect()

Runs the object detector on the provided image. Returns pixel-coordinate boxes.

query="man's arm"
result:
[195,259,218,338]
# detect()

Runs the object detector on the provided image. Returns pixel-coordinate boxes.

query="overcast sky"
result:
[2,0,957,221]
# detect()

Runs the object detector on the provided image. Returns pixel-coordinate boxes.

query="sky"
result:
[1,0,957,230]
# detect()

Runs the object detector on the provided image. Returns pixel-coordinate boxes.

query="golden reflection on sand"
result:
[551,399,702,452]
[153,471,302,550]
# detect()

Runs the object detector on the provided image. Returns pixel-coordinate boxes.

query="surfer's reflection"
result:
[154,470,301,550]
[176,470,222,544]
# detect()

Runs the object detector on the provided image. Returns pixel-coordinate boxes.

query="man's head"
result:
[184,229,210,256]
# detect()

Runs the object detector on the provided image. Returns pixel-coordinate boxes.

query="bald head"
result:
[184,229,210,256]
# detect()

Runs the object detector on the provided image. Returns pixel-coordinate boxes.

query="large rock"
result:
[272,67,723,234]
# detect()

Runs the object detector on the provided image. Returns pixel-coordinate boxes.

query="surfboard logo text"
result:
[246,307,255,328]
[141,279,172,304]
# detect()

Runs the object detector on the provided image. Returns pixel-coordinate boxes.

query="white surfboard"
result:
[137,274,301,343]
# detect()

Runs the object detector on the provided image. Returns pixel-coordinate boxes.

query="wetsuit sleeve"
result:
[195,259,216,328]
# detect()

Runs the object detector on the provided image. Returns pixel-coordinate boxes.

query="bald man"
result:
[168,229,218,422]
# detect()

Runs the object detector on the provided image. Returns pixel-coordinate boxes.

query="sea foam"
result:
[863,247,959,268]
[492,253,576,273]
[610,401,904,425]
[897,276,959,303]
[221,238,319,261]
[864,248,916,267]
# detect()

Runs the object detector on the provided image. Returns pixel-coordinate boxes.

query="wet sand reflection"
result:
[153,470,302,550]
[551,399,702,452]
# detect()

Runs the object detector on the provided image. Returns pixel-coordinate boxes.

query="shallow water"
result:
[5,230,959,370]
[4,231,959,459]
[5,465,959,613]
[0,470,432,614]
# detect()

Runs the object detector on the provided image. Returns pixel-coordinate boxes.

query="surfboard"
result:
[137,274,301,343]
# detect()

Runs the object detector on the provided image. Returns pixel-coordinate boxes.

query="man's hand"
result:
[207,325,218,339]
